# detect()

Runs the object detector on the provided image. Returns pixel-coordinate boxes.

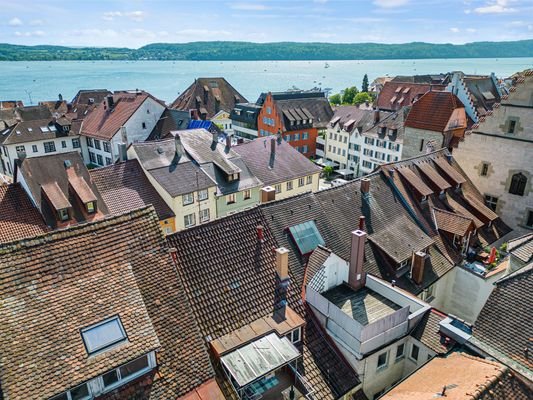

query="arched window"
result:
[509,173,527,196]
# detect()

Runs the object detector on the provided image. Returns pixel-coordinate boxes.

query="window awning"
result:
[221,333,300,388]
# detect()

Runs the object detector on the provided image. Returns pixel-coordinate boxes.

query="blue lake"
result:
[1,58,532,104]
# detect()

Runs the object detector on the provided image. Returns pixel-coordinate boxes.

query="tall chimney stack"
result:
[257,225,264,243]
[212,131,219,143]
[225,134,232,149]
[275,247,289,280]
[271,138,276,154]
[361,178,370,195]
[274,247,290,320]
[411,251,426,285]
[359,215,365,231]
[374,109,380,124]
[348,230,367,290]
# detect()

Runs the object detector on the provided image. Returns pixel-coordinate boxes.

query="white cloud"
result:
[229,3,269,11]
[102,11,145,21]
[474,0,516,14]
[450,27,460,33]
[29,19,44,26]
[8,17,23,26]
[373,0,409,8]
[466,28,477,32]
[14,30,45,37]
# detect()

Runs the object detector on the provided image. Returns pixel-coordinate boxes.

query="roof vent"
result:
[64,160,72,169]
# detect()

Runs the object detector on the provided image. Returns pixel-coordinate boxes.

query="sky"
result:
[1,0,532,48]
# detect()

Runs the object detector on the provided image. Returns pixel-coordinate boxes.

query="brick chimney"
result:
[374,109,380,124]
[225,135,232,149]
[274,247,290,320]
[358,215,365,231]
[348,230,367,290]
[411,251,426,285]
[257,225,264,243]
[361,178,370,195]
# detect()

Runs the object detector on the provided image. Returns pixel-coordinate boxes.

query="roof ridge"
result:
[495,262,533,285]
[432,206,474,222]
[0,205,158,254]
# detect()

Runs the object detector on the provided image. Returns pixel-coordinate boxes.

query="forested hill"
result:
[1,40,532,61]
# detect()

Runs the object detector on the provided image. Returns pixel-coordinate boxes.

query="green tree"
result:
[353,92,372,105]
[362,74,369,92]
[342,86,359,105]
[323,165,334,179]
[329,93,342,105]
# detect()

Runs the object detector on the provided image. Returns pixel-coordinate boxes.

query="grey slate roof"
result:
[147,108,191,141]
[148,163,216,197]
[0,118,76,145]
[507,233,533,264]
[473,263,533,378]
[276,96,333,130]
[329,106,373,133]
[232,138,321,186]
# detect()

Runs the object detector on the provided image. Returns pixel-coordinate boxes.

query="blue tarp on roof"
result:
[187,120,213,130]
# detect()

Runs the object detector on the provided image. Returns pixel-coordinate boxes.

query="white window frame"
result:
[298,177,305,187]
[200,208,210,223]
[275,184,281,194]
[227,193,236,204]
[198,189,209,201]
[184,213,196,228]
[306,175,313,185]
[287,327,302,344]
[243,189,251,200]
[287,181,293,191]
[182,192,194,206]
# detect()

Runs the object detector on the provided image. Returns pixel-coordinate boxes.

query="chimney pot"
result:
[359,215,365,231]
[212,131,219,143]
[275,247,290,281]
[411,251,427,285]
[361,178,370,194]
[349,229,367,290]
[257,225,264,242]
[226,135,232,149]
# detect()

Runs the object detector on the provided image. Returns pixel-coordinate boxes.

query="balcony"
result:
[307,275,429,358]
[242,366,310,400]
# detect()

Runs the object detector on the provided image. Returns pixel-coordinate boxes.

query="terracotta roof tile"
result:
[171,78,248,119]
[0,207,214,399]
[89,159,175,220]
[377,81,445,111]
[0,183,49,243]
[432,207,475,236]
[382,353,533,399]
[81,91,162,140]
[405,91,465,132]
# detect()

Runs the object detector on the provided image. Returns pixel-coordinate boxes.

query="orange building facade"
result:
[256,93,319,158]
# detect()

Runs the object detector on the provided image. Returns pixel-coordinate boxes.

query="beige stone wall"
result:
[402,127,443,159]
[453,73,533,230]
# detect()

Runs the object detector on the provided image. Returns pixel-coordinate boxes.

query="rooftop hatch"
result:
[288,220,325,255]
[81,316,127,355]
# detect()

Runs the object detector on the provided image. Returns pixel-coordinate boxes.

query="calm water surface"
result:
[1,58,532,104]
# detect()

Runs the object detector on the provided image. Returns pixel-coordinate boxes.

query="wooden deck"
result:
[322,285,401,325]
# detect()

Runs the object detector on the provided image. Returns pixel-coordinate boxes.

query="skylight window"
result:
[81,316,127,355]
[288,220,325,255]
[49,125,57,132]
[40,126,50,132]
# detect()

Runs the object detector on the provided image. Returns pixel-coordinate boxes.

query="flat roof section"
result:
[220,333,300,388]
[322,284,401,325]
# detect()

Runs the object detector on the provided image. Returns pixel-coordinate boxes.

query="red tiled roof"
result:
[376,81,445,111]
[81,91,161,140]
[0,207,214,399]
[405,91,465,132]
[0,183,49,243]
[432,207,475,236]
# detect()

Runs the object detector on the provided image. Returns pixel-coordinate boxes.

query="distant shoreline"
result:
[1,40,532,62]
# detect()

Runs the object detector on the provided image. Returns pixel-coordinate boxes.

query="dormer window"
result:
[86,201,96,214]
[58,208,69,221]
[81,316,127,355]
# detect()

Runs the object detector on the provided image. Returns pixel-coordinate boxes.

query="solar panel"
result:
[289,220,325,255]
